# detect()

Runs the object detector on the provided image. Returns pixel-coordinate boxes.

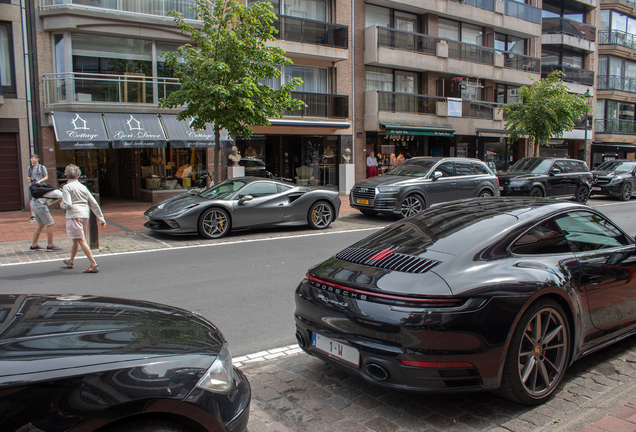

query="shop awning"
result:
[476,128,509,138]
[51,112,110,150]
[103,113,167,149]
[160,115,229,148]
[382,124,455,137]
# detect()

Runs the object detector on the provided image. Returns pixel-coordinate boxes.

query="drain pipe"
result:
[350,0,355,164]
[20,0,35,155]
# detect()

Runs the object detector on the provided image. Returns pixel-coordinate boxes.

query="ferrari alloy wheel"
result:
[198,208,230,239]
[308,202,333,229]
[400,195,424,218]
[621,183,632,201]
[575,186,589,204]
[529,187,544,198]
[498,299,569,405]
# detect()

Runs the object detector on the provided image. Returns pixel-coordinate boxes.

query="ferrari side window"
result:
[554,211,630,252]
[238,182,279,198]
[511,218,571,255]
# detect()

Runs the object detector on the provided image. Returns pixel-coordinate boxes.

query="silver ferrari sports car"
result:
[144,177,341,239]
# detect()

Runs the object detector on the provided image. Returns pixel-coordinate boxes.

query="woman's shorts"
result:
[66,218,88,239]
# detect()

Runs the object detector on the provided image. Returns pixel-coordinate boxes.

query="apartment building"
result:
[595,0,636,165]
[541,0,597,162]
[33,0,351,204]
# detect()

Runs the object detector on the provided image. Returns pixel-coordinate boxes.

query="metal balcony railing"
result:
[286,92,349,118]
[40,0,198,19]
[542,17,596,42]
[541,64,595,86]
[599,30,636,50]
[376,27,540,72]
[376,91,504,119]
[503,0,542,24]
[595,119,636,134]
[597,75,636,93]
[273,15,348,49]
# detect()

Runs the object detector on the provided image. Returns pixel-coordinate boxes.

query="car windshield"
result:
[385,160,437,177]
[596,161,636,172]
[508,158,553,175]
[199,179,246,200]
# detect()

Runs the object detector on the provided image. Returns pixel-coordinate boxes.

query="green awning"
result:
[382,124,455,137]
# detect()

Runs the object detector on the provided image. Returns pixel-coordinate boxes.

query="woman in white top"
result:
[60,164,107,273]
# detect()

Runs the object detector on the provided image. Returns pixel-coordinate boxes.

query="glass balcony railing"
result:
[503,0,542,24]
[596,119,636,134]
[273,15,348,49]
[375,27,540,72]
[464,0,495,11]
[542,18,596,42]
[599,30,636,50]
[541,64,594,86]
[286,92,349,118]
[40,0,198,19]
[598,75,636,93]
[376,91,503,119]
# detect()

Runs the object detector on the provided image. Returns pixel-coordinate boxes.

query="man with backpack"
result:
[27,154,48,222]
[28,183,62,252]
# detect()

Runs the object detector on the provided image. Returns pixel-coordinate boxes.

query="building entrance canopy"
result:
[51,112,110,150]
[103,113,167,149]
[382,124,455,137]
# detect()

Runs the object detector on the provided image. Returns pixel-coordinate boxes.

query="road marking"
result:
[142,233,173,248]
[0,227,383,267]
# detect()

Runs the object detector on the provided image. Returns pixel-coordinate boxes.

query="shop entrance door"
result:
[98,149,138,200]
[0,132,22,211]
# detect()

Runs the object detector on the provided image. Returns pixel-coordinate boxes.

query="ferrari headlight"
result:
[377,186,400,193]
[157,203,165,210]
[196,343,233,393]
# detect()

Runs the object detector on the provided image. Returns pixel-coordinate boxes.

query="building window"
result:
[495,33,527,55]
[0,22,16,98]
[438,18,484,46]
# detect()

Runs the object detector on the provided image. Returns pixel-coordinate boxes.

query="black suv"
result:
[498,157,592,203]
[350,157,500,218]
[591,159,636,201]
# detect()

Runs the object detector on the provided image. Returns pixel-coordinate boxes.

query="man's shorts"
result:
[31,199,54,226]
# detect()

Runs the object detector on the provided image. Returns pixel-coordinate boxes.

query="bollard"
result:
[89,210,99,249]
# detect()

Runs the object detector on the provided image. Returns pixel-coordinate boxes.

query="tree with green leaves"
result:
[500,71,589,159]
[160,0,305,184]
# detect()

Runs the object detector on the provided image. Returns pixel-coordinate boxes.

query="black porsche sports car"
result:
[294,197,636,405]
[145,177,341,239]
[0,294,250,432]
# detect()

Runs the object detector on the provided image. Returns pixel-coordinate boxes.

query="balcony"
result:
[364,90,504,136]
[596,119,636,134]
[541,64,594,86]
[542,18,596,52]
[40,0,198,19]
[287,92,349,118]
[597,75,636,95]
[503,0,542,24]
[366,26,539,86]
[599,30,636,51]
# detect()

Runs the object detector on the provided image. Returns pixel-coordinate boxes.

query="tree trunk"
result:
[533,136,540,158]
[214,126,221,185]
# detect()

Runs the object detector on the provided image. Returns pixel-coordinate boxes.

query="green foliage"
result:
[160,0,306,183]
[500,71,589,157]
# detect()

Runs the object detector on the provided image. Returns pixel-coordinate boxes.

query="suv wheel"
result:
[575,186,589,204]
[620,183,632,201]
[529,187,544,198]
[400,195,424,218]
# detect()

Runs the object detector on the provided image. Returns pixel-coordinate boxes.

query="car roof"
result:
[408,157,487,163]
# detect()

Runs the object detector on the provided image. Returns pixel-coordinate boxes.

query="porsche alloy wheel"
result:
[498,299,569,405]
[198,208,230,239]
[308,202,333,229]
[400,195,424,218]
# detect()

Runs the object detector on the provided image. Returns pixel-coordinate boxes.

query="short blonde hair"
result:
[64,164,81,179]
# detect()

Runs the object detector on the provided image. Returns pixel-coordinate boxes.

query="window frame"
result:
[0,21,16,98]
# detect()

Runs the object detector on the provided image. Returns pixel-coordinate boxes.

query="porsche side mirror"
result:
[238,195,253,205]
[430,171,443,180]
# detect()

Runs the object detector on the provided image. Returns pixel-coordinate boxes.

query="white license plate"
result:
[592,187,601,191]
[312,333,359,366]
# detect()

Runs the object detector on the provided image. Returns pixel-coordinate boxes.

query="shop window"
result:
[140,148,208,191]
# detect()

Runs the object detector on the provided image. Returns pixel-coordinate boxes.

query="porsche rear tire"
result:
[198,208,231,239]
[308,201,333,229]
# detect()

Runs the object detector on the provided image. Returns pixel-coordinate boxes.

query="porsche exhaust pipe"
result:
[366,363,389,381]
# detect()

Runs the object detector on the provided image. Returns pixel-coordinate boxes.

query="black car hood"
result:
[0,295,224,376]
[497,173,543,182]
[353,175,416,188]
[592,170,627,178]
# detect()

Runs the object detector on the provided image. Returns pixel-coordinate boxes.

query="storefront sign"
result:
[51,112,110,149]
[161,115,228,148]
[103,113,167,149]
[385,128,454,137]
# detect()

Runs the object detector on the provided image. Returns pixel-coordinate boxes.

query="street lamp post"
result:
[583,88,593,167]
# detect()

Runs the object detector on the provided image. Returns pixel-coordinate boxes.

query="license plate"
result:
[312,333,359,366]
[592,187,601,191]
[356,198,369,205]
[499,187,503,191]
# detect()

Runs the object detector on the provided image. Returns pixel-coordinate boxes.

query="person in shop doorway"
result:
[26,154,48,222]
[29,188,63,252]
[390,152,397,169]
[60,164,106,274]
[396,152,405,165]
[405,151,412,160]
[366,151,378,177]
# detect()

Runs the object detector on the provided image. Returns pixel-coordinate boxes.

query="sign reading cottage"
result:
[51,112,109,149]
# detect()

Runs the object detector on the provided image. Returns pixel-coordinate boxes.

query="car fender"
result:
[281,191,339,222]
[197,203,235,227]
[530,183,547,195]
[397,188,428,207]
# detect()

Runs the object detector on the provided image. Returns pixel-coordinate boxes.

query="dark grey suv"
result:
[591,159,636,201]
[350,157,500,217]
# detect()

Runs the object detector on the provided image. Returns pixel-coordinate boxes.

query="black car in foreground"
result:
[591,159,636,201]
[0,295,250,432]
[350,157,499,218]
[294,198,636,405]
[498,157,592,203]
